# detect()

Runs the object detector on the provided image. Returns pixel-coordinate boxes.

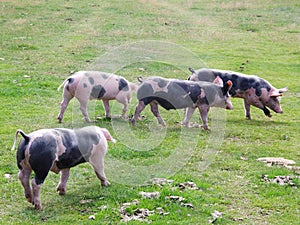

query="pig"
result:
[131,76,233,130]
[188,68,288,120]
[11,126,116,210]
[57,71,138,123]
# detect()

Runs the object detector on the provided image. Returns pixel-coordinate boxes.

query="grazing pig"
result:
[131,76,233,130]
[188,68,288,119]
[11,126,116,210]
[57,71,137,123]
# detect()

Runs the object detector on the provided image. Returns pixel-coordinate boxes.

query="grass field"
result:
[1,0,299,224]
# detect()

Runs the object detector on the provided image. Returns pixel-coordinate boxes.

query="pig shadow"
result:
[228,117,289,127]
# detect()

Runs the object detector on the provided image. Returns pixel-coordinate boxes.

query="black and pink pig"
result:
[57,71,137,123]
[188,68,288,119]
[131,76,233,130]
[11,126,116,210]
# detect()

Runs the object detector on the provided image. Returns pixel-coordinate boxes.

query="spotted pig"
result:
[131,76,233,130]
[57,71,138,123]
[188,68,288,119]
[11,126,116,210]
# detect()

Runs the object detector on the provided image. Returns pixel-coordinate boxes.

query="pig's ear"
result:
[212,76,223,87]
[226,80,233,91]
[279,87,288,94]
[269,90,282,97]
[270,87,288,97]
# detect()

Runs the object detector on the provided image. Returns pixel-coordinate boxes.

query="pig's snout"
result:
[274,106,283,114]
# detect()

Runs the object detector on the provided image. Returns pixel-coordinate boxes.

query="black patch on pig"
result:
[16,138,30,170]
[188,84,202,103]
[118,78,129,91]
[102,73,109,79]
[28,135,57,185]
[68,78,74,84]
[239,78,249,91]
[83,83,87,88]
[91,85,106,99]
[255,87,262,96]
[153,77,168,88]
[254,79,271,97]
[137,83,155,105]
[88,77,94,85]
[138,79,198,110]
[153,97,176,110]
[66,78,74,91]
[55,128,100,170]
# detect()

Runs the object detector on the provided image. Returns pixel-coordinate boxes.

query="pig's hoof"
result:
[57,187,66,195]
[201,125,210,131]
[25,193,32,203]
[101,180,110,186]
[26,197,33,204]
[131,119,137,126]
[34,203,42,210]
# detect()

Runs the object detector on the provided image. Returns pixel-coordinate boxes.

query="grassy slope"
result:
[0,0,299,224]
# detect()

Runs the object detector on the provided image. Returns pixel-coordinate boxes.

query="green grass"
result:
[1,0,299,224]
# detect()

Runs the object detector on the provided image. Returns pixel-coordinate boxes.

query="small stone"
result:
[88,215,95,220]
[257,157,295,166]
[139,191,160,199]
[165,196,185,202]
[209,210,223,223]
[80,199,92,204]
[181,203,194,208]
[151,177,174,186]
[178,181,200,191]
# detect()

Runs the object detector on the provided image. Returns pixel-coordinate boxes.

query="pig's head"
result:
[210,77,233,110]
[265,87,288,113]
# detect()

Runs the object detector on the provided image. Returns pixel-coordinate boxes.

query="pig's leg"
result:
[245,99,272,119]
[31,178,43,210]
[121,100,129,119]
[30,150,55,210]
[56,168,70,195]
[79,100,92,123]
[182,107,196,127]
[121,103,128,119]
[244,100,251,120]
[116,94,129,119]
[131,101,146,125]
[198,105,210,130]
[57,90,73,123]
[150,102,166,126]
[262,106,271,117]
[18,168,33,204]
[102,99,111,119]
[89,145,110,186]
